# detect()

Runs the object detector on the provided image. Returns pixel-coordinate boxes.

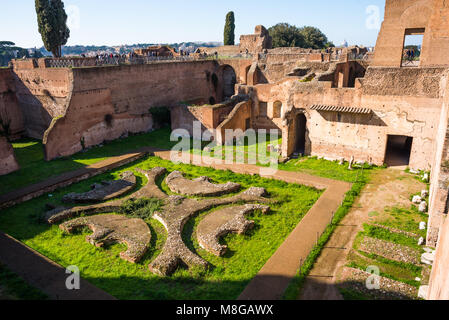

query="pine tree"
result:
[224,11,235,46]
[35,0,70,57]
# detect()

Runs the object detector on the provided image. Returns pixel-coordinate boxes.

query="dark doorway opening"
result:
[222,65,237,100]
[348,67,356,88]
[385,135,413,167]
[295,113,307,154]
[245,118,251,131]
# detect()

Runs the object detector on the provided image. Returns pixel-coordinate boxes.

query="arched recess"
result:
[220,65,237,101]
[281,108,311,157]
[273,101,282,118]
[295,112,307,154]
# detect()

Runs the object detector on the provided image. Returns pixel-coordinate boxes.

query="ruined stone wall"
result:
[253,67,446,169]
[257,53,334,84]
[426,71,449,247]
[12,63,72,139]
[0,136,19,175]
[332,61,366,88]
[171,103,235,139]
[239,25,272,54]
[216,100,252,144]
[197,46,241,57]
[0,68,24,139]
[217,59,252,85]
[71,61,218,111]
[428,215,449,299]
[373,0,449,67]
[43,61,220,159]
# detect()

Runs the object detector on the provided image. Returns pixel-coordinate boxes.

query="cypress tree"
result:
[35,0,70,57]
[224,11,235,46]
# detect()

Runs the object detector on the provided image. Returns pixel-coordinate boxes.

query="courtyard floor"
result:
[0,154,333,300]
[0,128,376,300]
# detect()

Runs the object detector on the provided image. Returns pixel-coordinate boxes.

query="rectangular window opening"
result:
[401,28,424,68]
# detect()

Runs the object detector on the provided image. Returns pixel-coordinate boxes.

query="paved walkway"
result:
[298,168,425,300]
[0,148,351,300]
[152,151,352,300]
[0,232,115,300]
[0,149,154,210]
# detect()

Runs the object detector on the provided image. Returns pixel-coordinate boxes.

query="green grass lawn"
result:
[378,206,428,239]
[0,156,322,300]
[278,157,372,183]
[1,128,178,195]
[2,127,364,195]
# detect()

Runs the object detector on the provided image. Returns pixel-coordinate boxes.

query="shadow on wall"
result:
[12,73,55,140]
[316,111,387,127]
[215,64,237,102]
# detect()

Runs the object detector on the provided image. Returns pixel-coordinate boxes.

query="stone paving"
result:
[62,171,136,204]
[197,204,270,257]
[166,171,241,197]
[359,236,421,265]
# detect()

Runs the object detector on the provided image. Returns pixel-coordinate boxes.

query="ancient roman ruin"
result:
[45,166,271,276]
[2,0,449,300]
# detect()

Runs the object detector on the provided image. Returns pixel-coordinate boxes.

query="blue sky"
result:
[0,0,386,48]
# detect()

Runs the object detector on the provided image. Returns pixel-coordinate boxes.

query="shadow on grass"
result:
[1,128,176,195]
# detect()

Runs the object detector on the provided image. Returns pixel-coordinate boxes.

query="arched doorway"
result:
[295,113,307,154]
[222,65,237,100]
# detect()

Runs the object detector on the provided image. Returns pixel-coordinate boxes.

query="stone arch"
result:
[244,65,251,85]
[400,1,432,29]
[281,107,311,157]
[218,65,237,101]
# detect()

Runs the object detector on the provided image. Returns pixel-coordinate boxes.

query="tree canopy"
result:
[268,23,334,49]
[224,11,235,46]
[0,41,32,67]
[35,0,70,57]
[268,23,305,48]
[300,26,332,49]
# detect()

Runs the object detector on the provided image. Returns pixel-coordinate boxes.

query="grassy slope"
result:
[344,203,428,297]
[0,156,322,300]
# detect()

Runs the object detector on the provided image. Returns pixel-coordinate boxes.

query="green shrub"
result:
[119,198,163,220]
